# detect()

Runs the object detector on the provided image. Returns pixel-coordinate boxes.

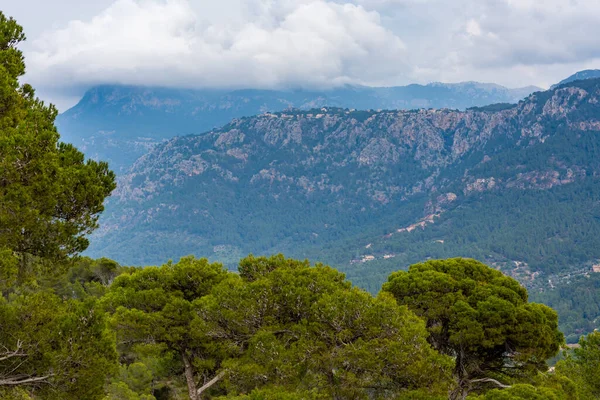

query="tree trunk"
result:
[449,378,470,400]
[449,349,470,400]
[181,351,199,400]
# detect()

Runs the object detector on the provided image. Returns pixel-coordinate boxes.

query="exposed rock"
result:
[90,79,600,268]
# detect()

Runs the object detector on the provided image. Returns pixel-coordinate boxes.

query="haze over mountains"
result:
[56,81,540,172]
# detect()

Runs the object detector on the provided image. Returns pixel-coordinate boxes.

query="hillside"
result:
[88,79,600,283]
[56,82,539,171]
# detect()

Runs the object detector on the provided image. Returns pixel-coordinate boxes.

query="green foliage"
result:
[0,248,18,291]
[237,254,311,282]
[383,258,564,399]
[531,274,600,343]
[0,292,117,398]
[473,384,570,400]
[195,255,453,399]
[469,372,578,400]
[219,387,449,400]
[102,256,229,399]
[105,381,156,400]
[0,11,116,266]
[0,388,33,400]
[48,257,125,299]
[105,363,157,400]
[556,331,600,399]
[0,13,119,398]
[101,254,458,399]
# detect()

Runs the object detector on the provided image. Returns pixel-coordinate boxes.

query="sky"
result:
[3,0,600,111]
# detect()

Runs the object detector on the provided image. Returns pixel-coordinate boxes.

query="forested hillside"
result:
[89,79,600,287]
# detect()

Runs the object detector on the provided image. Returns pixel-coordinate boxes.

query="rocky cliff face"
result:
[56,82,540,171]
[116,81,598,202]
[89,79,600,287]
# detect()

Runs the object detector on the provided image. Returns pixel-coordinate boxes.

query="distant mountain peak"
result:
[552,69,600,89]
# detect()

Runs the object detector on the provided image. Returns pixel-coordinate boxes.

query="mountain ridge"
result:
[88,79,600,280]
[56,81,541,171]
[551,69,600,89]
[83,78,600,340]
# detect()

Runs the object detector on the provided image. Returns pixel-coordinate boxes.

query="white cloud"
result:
[12,0,600,110]
[461,0,600,67]
[465,19,481,37]
[366,0,600,88]
[27,0,408,91]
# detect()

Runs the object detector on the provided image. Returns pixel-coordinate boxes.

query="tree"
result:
[195,255,453,399]
[382,258,564,400]
[101,256,230,400]
[0,13,119,398]
[48,257,124,300]
[556,331,600,399]
[0,291,117,399]
[0,11,115,271]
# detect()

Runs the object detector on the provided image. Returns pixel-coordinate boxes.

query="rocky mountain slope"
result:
[56,82,539,172]
[89,78,600,298]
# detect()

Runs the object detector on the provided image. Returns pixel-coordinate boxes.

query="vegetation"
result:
[556,332,600,399]
[1,11,600,400]
[0,12,115,269]
[531,274,600,343]
[467,103,517,112]
[382,258,564,400]
[0,11,117,399]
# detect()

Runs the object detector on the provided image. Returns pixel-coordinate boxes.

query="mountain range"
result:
[56,81,540,172]
[56,71,600,341]
[86,76,600,273]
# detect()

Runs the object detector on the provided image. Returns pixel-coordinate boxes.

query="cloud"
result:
[364,0,600,88]
[17,0,600,110]
[27,0,408,91]
[458,0,600,67]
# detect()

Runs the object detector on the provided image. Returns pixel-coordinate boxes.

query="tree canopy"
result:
[0,289,116,399]
[0,11,115,267]
[0,12,118,399]
[101,256,230,400]
[556,331,600,399]
[104,255,454,399]
[382,258,564,400]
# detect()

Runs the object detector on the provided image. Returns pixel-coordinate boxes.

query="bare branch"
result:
[0,340,27,361]
[0,374,53,386]
[471,378,511,389]
[197,370,226,397]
